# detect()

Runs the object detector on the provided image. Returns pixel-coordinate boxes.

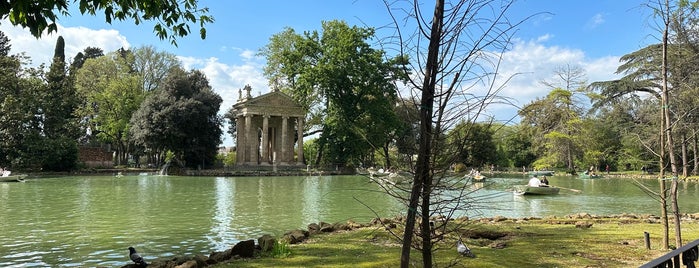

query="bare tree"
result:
[377,0,530,266]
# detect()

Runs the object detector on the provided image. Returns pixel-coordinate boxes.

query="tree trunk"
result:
[693,130,698,175]
[400,1,442,267]
[383,142,391,169]
[682,133,688,177]
[661,8,681,247]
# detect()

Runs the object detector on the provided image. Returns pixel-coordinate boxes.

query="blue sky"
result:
[0,1,659,146]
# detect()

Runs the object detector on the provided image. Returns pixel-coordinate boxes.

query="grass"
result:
[214,216,699,268]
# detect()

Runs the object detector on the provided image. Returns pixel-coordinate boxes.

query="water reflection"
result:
[208,177,234,250]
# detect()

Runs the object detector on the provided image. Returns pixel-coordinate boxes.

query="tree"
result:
[130,67,222,169]
[588,0,696,250]
[70,46,104,71]
[74,51,143,166]
[380,1,526,267]
[259,20,408,168]
[519,88,584,171]
[131,45,180,92]
[0,30,9,56]
[1,0,213,45]
[449,121,497,168]
[38,35,80,171]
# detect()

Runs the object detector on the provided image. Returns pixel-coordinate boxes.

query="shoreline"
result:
[119,212,696,268]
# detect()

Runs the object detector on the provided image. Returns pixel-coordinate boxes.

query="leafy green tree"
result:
[74,51,143,165]
[0,31,47,169]
[519,88,584,170]
[447,121,497,168]
[131,45,180,92]
[130,67,222,169]
[494,124,536,169]
[260,20,407,167]
[1,0,213,45]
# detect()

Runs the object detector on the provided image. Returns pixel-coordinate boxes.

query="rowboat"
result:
[578,173,603,179]
[0,174,27,182]
[527,170,555,177]
[463,174,486,182]
[473,175,486,182]
[513,185,560,195]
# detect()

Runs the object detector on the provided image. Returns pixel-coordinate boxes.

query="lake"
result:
[0,173,697,266]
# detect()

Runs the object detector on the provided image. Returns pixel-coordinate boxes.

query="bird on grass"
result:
[457,239,475,258]
[128,246,148,266]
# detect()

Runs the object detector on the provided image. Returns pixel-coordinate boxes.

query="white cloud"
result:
[586,13,606,29]
[179,52,270,146]
[0,20,129,66]
[486,36,621,120]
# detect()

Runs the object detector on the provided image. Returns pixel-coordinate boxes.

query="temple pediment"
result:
[232,89,305,117]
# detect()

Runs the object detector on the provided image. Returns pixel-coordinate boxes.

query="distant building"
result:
[228,85,306,166]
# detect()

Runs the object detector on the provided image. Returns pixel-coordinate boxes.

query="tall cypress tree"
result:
[41,35,79,171]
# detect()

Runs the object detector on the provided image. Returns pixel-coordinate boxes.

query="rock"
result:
[258,234,276,252]
[283,229,309,244]
[319,222,334,232]
[174,260,198,268]
[209,248,234,263]
[492,216,507,222]
[231,239,256,258]
[490,242,507,249]
[307,223,320,234]
[575,221,593,229]
[333,222,349,231]
[347,220,363,229]
[192,255,209,267]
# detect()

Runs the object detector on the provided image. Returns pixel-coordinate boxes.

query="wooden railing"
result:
[640,239,699,268]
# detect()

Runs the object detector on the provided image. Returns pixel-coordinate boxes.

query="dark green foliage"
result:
[70,46,105,71]
[0,30,10,56]
[448,121,498,168]
[130,68,222,169]
[1,0,213,46]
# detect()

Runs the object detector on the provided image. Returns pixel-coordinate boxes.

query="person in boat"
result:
[528,175,542,187]
[539,176,549,187]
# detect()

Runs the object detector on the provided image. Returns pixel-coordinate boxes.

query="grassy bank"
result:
[216,216,699,267]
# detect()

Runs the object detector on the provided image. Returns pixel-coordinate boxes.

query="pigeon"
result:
[457,239,475,258]
[128,246,148,266]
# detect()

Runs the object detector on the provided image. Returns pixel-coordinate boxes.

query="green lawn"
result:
[214,216,699,267]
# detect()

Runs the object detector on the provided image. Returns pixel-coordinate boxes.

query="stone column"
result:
[261,115,270,165]
[236,116,245,165]
[281,116,288,165]
[296,117,304,165]
[244,114,252,165]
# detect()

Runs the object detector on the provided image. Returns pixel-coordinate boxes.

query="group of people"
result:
[528,175,549,187]
[0,167,10,177]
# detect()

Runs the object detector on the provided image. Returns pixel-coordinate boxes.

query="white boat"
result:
[513,185,560,195]
[1,171,27,182]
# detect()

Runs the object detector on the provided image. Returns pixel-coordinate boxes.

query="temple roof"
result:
[231,89,305,117]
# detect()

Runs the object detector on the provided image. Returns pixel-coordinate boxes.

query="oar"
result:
[555,186,581,193]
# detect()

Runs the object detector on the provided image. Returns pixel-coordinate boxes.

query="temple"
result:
[230,85,306,167]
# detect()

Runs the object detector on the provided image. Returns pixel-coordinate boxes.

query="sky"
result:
[0,0,660,146]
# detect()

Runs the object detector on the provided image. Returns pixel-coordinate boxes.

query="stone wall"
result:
[78,146,113,168]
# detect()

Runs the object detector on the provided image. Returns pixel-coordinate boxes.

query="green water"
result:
[0,175,402,267]
[1,174,699,266]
